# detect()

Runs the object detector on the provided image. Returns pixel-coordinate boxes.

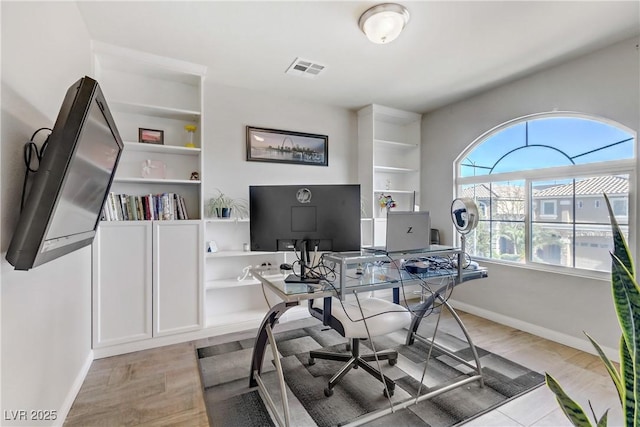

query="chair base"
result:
[308,338,397,397]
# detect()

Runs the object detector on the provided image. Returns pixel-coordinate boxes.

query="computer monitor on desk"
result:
[249,184,361,283]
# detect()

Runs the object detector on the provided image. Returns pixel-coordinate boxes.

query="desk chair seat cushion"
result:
[330,297,411,339]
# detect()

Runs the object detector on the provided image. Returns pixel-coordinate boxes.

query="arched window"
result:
[455,113,635,275]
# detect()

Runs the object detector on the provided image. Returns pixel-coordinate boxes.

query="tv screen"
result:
[6,76,123,270]
[249,184,361,253]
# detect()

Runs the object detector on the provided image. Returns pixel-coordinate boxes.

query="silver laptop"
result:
[365,211,431,253]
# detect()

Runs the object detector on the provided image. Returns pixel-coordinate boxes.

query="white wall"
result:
[203,82,358,205]
[1,3,93,425]
[421,37,640,355]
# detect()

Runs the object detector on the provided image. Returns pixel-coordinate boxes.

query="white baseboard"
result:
[449,299,620,363]
[55,350,93,427]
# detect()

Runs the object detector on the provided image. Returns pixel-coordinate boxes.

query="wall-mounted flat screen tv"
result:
[6,76,123,270]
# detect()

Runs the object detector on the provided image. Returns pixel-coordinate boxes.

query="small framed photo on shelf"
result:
[138,128,164,145]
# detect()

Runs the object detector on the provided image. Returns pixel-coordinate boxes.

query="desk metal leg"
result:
[405,291,438,346]
[249,300,298,427]
[253,323,291,427]
[249,301,298,387]
[405,283,484,387]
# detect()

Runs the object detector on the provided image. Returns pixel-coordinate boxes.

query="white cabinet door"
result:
[153,221,203,336]
[92,222,153,347]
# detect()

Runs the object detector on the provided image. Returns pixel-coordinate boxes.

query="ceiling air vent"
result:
[285,57,326,79]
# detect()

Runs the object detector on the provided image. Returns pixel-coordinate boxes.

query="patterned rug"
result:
[197,316,544,427]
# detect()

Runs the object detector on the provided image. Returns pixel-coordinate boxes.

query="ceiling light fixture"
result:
[358,3,410,44]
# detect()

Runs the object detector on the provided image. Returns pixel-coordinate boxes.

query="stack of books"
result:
[102,192,189,221]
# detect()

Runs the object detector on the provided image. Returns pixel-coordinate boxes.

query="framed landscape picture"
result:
[139,128,164,145]
[246,126,328,166]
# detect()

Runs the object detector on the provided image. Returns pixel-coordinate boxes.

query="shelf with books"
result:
[94,41,205,222]
[102,192,191,221]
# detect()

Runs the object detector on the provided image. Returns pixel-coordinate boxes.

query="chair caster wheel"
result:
[308,357,315,365]
[383,388,394,398]
[388,358,397,366]
[345,343,351,351]
[324,387,334,397]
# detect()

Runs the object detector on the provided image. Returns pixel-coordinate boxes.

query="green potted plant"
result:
[545,193,639,427]
[206,190,248,219]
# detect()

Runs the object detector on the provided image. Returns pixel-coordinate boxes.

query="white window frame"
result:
[454,112,636,280]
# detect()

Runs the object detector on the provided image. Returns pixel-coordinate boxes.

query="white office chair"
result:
[308,296,411,397]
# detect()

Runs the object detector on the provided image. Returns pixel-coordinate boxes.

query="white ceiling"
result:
[76,1,640,114]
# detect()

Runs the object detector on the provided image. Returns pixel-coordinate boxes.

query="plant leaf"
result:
[610,254,640,427]
[620,335,637,427]
[545,373,594,427]
[605,194,639,427]
[604,194,634,276]
[585,332,622,405]
[596,409,609,427]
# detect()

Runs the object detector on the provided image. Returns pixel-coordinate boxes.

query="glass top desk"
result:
[248,246,488,427]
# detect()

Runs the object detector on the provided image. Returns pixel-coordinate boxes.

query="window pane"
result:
[528,117,634,162]
[531,223,572,267]
[492,146,572,174]
[461,117,634,178]
[575,224,629,272]
[460,184,491,219]
[460,122,526,177]
[532,178,573,223]
[572,175,629,224]
[492,181,525,220]
[492,221,525,262]
[612,198,628,217]
[466,221,490,258]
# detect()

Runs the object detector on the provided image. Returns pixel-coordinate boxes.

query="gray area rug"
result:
[197,317,544,427]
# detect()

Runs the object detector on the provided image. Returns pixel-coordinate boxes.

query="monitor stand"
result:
[284,240,320,284]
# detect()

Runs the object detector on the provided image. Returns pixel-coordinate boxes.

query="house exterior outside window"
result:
[540,200,557,217]
[456,113,635,275]
[612,198,628,217]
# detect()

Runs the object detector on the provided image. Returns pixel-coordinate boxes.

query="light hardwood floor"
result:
[64,310,621,426]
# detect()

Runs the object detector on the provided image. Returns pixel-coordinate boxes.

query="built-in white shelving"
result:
[93,40,206,220]
[205,278,260,290]
[91,42,207,357]
[110,101,201,120]
[123,141,201,156]
[113,177,201,185]
[203,219,293,330]
[358,104,422,247]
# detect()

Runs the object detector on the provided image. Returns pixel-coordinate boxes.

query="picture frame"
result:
[138,128,164,145]
[246,126,328,166]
